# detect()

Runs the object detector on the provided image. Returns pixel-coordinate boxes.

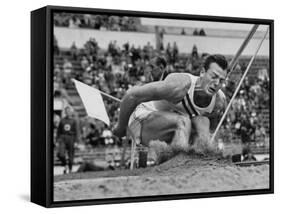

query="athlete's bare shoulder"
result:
[164,73,192,92]
[163,73,192,102]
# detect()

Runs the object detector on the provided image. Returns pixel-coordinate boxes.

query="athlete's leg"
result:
[192,116,210,142]
[57,137,67,166]
[141,111,191,147]
[191,116,215,154]
[141,111,191,163]
[170,115,192,152]
[65,136,75,172]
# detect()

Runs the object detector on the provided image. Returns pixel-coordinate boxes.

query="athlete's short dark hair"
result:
[204,54,228,71]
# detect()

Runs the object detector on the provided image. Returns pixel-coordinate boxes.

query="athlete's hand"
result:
[112,124,126,138]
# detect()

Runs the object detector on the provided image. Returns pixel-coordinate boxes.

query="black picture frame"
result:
[31,5,274,208]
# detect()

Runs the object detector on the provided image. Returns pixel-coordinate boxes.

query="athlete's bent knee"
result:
[171,116,191,151]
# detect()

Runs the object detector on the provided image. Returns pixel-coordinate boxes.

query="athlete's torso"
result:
[144,73,223,117]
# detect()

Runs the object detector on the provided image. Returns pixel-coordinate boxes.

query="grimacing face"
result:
[201,62,227,96]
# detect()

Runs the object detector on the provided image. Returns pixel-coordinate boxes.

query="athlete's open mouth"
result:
[208,87,216,93]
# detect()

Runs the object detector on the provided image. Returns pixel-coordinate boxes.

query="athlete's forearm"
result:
[117,92,140,130]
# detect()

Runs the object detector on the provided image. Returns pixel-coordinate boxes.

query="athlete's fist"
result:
[112,124,126,138]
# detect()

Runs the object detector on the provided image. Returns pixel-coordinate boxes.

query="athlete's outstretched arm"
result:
[114,73,191,137]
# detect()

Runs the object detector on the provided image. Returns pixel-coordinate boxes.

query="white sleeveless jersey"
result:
[144,73,223,117]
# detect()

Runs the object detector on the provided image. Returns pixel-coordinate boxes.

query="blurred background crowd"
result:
[54,13,140,31]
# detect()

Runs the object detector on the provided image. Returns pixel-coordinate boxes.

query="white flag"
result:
[73,79,110,126]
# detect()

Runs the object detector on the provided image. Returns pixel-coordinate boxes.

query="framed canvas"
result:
[31,5,274,207]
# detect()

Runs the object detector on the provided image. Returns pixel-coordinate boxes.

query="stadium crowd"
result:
[54,13,140,31]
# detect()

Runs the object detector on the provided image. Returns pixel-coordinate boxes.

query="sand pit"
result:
[54,153,269,201]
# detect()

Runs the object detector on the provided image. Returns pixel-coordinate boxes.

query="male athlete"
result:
[114,55,228,164]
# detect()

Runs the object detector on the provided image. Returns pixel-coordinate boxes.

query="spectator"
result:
[193,29,199,36]
[254,124,266,146]
[181,28,186,35]
[166,42,172,63]
[53,76,62,93]
[172,42,179,64]
[62,58,73,88]
[54,64,61,77]
[102,126,114,145]
[235,114,255,144]
[56,107,79,173]
[199,28,206,36]
[123,42,130,53]
[63,58,72,73]
[77,160,115,172]
[80,56,89,71]
[83,14,92,26]
[85,124,101,147]
[70,42,78,60]
[69,16,81,28]
[258,68,269,82]
[53,113,61,142]
[191,45,199,59]
[143,42,153,61]
[217,138,225,152]
[242,146,257,162]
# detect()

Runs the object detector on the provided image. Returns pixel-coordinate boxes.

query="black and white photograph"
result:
[50,8,272,203]
[2,0,281,211]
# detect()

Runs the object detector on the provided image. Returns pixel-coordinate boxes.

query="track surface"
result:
[54,153,269,201]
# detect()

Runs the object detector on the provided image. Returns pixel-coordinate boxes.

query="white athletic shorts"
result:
[127,102,156,143]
